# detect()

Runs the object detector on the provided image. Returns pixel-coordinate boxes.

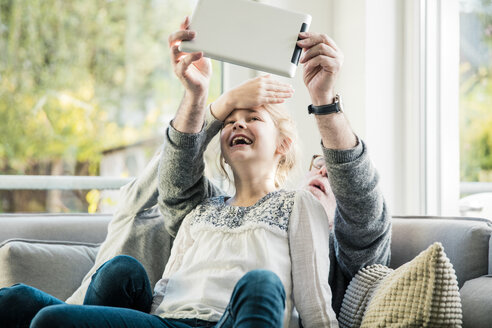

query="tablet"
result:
[179,0,311,78]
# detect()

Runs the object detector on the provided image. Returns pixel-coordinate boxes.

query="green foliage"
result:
[460,68,492,181]
[459,0,492,182]
[0,0,223,212]
[0,0,212,176]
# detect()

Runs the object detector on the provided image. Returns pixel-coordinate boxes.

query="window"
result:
[0,0,222,213]
[459,0,492,218]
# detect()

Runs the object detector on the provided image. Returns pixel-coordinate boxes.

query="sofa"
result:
[1,212,491,327]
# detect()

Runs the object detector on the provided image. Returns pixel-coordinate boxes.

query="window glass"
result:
[459,0,492,217]
[0,0,222,213]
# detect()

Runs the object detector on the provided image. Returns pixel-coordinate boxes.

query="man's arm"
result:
[323,140,391,277]
[297,31,356,151]
[314,97,390,277]
[158,107,225,237]
[297,32,392,277]
[158,19,223,237]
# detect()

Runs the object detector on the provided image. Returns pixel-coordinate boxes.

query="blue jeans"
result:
[0,255,285,328]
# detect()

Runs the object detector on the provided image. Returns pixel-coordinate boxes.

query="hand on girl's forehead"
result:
[225,107,269,121]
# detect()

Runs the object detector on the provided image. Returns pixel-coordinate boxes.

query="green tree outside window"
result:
[460,0,492,185]
[0,0,222,212]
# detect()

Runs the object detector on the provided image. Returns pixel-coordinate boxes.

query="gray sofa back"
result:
[2,214,490,290]
[390,216,492,288]
[1,213,491,327]
[0,214,111,244]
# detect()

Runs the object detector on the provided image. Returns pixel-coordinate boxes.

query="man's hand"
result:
[168,16,212,101]
[297,32,344,106]
[211,75,294,122]
[168,16,212,134]
[298,32,356,150]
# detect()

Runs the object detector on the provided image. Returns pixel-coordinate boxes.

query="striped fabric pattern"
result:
[339,242,462,328]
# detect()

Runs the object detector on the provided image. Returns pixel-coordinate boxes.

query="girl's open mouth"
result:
[230,135,253,147]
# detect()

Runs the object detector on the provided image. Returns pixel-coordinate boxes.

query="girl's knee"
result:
[0,284,36,320]
[1,283,38,303]
[228,270,286,324]
[99,255,145,277]
[242,270,283,287]
[30,305,71,328]
[109,254,139,266]
[238,270,285,297]
[85,255,151,310]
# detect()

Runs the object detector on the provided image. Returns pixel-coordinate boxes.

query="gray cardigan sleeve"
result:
[323,139,391,278]
[158,111,225,237]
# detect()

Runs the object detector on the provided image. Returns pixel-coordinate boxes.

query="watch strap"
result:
[308,94,342,115]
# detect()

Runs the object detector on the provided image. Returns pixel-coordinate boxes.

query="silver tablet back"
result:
[179,0,311,78]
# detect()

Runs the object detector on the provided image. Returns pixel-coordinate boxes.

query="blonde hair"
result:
[219,103,299,188]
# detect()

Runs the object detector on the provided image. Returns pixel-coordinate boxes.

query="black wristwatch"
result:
[308,94,342,115]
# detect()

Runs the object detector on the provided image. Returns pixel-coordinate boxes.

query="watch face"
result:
[336,94,343,112]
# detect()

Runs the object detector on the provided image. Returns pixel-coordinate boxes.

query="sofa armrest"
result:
[460,275,492,328]
[0,239,99,301]
[0,214,111,244]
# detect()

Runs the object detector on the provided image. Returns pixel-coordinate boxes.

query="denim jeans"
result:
[0,255,285,328]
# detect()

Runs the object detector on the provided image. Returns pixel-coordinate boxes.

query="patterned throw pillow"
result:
[339,242,462,328]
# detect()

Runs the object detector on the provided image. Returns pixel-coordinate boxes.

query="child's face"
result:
[220,107,281,172]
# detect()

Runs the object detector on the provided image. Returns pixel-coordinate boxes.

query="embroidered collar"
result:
[190,190,296,233]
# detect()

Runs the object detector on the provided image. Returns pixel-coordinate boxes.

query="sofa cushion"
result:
[460,275,492,328]
[339,242,462,328]
[391,216,492,288]
[0,239,99,301]
[66,149,173,304]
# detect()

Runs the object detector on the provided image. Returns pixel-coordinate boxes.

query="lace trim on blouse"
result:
[189,190,296,234]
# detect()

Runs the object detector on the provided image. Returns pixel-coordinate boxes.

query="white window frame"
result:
[404,0,460,216]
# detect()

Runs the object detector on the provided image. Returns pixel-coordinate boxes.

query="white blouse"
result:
[151,190,338,328]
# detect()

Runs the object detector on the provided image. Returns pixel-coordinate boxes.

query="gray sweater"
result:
[157,113,391,318]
